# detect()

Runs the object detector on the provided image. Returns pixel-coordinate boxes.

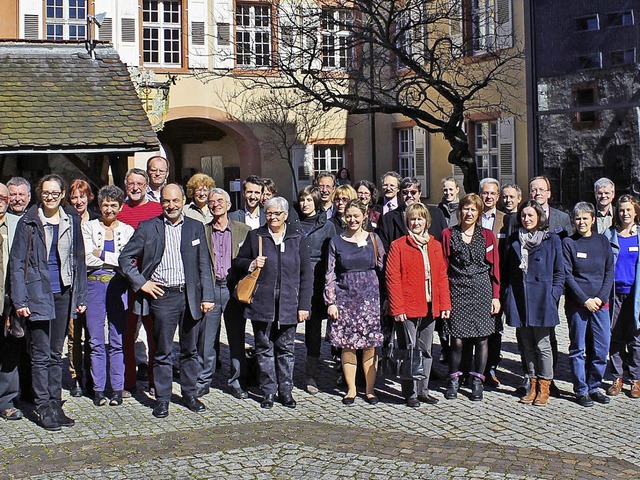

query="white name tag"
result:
[357,240,368,248]
[630,246,639,252]
[486,244,494,253]
[497,233,506,239]
[192,239,200,246]
[280,243,285,253]
[577,252,587,258]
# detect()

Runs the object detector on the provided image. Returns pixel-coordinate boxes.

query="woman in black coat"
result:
[233,197,313,409]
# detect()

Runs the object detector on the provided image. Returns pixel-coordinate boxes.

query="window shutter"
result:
[213,0,234,69]
[94,0,114,43]
[292,144,313,191]
[301,6,322,72]
[498,116,515,184]
[278,4,300,70]
[98,17,113,43]
[188,0,209,68]
[23,14,40,39]
[117,0,139,66]
[21,0,41,39]
[494,0,513,50]
[410,4,427,63]
[413,126,430,198]
[453,166,466,195]
[449,0,464,58]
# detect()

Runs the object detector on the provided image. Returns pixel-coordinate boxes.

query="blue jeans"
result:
[566,307,610,395]
[196,281,228,389]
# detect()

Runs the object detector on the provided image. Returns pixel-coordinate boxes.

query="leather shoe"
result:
[93,391,107,406]
[279,393,297,408]
[485,371,500,388]
[69,385,83,398]
[152,401,170,418]
[576,394,594,407]
[183,395,206,413]
[261,393,275,409]
[417,394,439,405]
[406,397,420,408]
[1,407,23,421]
[365,394,379,405]
[590,391,611,404]
[230,386,248,400]
[195,386,210,398]
[342,395,355,405]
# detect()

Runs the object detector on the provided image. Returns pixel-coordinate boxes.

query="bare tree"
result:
[200,0,524,193]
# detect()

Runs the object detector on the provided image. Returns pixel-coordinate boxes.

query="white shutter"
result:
[292,144,313,191]
[95,0,115,43]
[213,0,234,69]
[278,3,299,70]
[498,116,515,185]
[301,6,322,72]
[494,0,513,50]
[117,1,139,66]
[20,0,41,39]
[413,126,429,198]
[449,0,464,58]
[410,3,427,63]
[188,0,209,68]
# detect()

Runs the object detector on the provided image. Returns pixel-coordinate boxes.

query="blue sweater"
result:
[562,233,614,306]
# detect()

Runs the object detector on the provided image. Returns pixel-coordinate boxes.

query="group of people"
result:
[0,159,638,431]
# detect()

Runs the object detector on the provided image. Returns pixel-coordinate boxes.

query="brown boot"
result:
[631,380,640,399]
[607,378,623,396]
[533,379,551,406]
[519,377,538,405]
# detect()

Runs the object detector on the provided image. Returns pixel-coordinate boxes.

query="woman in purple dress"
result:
[325,200,385,405]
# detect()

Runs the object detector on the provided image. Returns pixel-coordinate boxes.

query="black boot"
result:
[52,400,75,427]
[36,404,61,431]
[445,375,460,400]
[470,373,484,401]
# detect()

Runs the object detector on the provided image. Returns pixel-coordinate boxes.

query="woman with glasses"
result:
[184,173,215,224]
[330,184,362,233]
[354,180,381,230]
[10,174,88,430]
[232,197,312,409]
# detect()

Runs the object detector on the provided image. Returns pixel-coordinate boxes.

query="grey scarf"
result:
[518,228,548,273]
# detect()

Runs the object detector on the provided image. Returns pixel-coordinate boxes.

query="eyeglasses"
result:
[402,190,419,196]
[357,192,371,198]
[194,188,209,194]
[42,191,62,199]
[382,183,398,189]
[208,198,227,206]
[266,211,286,218]
[335,196,351,204]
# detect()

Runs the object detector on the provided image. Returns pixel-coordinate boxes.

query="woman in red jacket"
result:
[386,203,452,407]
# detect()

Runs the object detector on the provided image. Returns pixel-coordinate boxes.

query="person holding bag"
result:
[386,203,451,407]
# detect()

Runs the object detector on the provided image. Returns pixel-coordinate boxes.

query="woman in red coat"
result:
[386,203,452,407]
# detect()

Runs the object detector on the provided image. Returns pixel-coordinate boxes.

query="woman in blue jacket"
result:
[10,174,87,431]
[503,200,564,406]
[563,202,614,407]
[604,194,640,399]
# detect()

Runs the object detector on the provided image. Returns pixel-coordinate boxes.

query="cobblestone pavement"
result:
[1,304,639,479]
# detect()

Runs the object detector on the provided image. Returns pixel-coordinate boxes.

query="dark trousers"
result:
[610,292,640,380]
[252,320,296,396]
[196,282,228,389]
[29,289,71,408]
[224,297,247,389]
[0,331,21,411]
[398,315,435,399]
[67,311,91,386]
[150,289,200,402]
[123,291,155,391]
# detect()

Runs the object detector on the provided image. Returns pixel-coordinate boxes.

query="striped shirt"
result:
[151,216,185,287]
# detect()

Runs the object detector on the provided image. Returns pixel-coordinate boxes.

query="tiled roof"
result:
[0,41,158,152]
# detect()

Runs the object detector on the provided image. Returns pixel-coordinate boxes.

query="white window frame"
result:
[142,0,182,68]
[398,128,415,178]
[321,9,353,70]
[46,0,87,40]
[235,4,272,69]
[474,120,499,181]
[313,145,345,175]
[471,0,495,54]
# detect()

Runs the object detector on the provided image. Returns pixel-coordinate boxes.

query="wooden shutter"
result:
[118,0,139,66]
[188,0,209,68]
[413,126,430,198]
[213,0,234,69]
[21,0,41,39]
[494,0,513,50]
[498,116,515,184]
[449,0,464,58]
[301,5,322,71]
[292,144,314,191]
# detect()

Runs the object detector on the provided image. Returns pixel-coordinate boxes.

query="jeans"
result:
[252,320,297,396]
[196,282,228,389]
[85,274,128,392]
[29,289,71,408]
[397,314,435,399]
[566,307,610,395]
[610,293,640,380]
[518,326,553,380]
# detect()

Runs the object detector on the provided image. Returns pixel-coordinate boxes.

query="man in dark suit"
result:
[228,176,266,229]
[529,176,572,238]
[119,184,215,418]
[377,177,448,251]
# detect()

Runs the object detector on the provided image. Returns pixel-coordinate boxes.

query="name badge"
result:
[192,239,200,246]
[486,244,494,253]
[280,243,285,253]
[630,246,639,252]
[357,240,368,248]
[497,233,506,239]
[577,252,587,258]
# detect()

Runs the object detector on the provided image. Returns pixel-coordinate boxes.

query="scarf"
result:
[409,231,432,302]
[518,227,548,273]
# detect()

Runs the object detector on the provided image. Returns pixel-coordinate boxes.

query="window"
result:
[46,0,86,40]
[321,9,353,70]
[236,4,272,68]
[143,0,182,67]
[474,121,499,180]
[313,145,344,174]
[576,14,599,31]
[611,48,636,65]
[574,87,597,125]
[608,10,634,27]
[578,52,602,70]
[398,129,415,178]
[471,0,495,54]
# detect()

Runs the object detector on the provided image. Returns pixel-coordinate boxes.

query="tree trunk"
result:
[445,129,480,194]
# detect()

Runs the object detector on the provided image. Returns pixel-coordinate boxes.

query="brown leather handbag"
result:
[233,236,262,305]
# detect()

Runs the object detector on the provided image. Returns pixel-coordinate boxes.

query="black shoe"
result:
[279,393,297,408]
[261,393,275,409]
[471,376,484,401]
[69,385,83,398]
[484,370,500,388]
[93,391,107,407]
[516,375,531,396]
[576,394,594,407]
[230,386,248,399]
[52,402,75,427]
[183,395,206,413]
[152,401,170,418]
[36,405,61,431]
[137,363,149,381]
[445,377,459,400]
[365,394,379,405]
[406,397,420,408]
[195,385,210,398]
[590,391,611,404]
[549,381,561,397]
[417,394,439,405]
[342,395,355,405]
[109,391,123,406]
[0,407,23,421]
